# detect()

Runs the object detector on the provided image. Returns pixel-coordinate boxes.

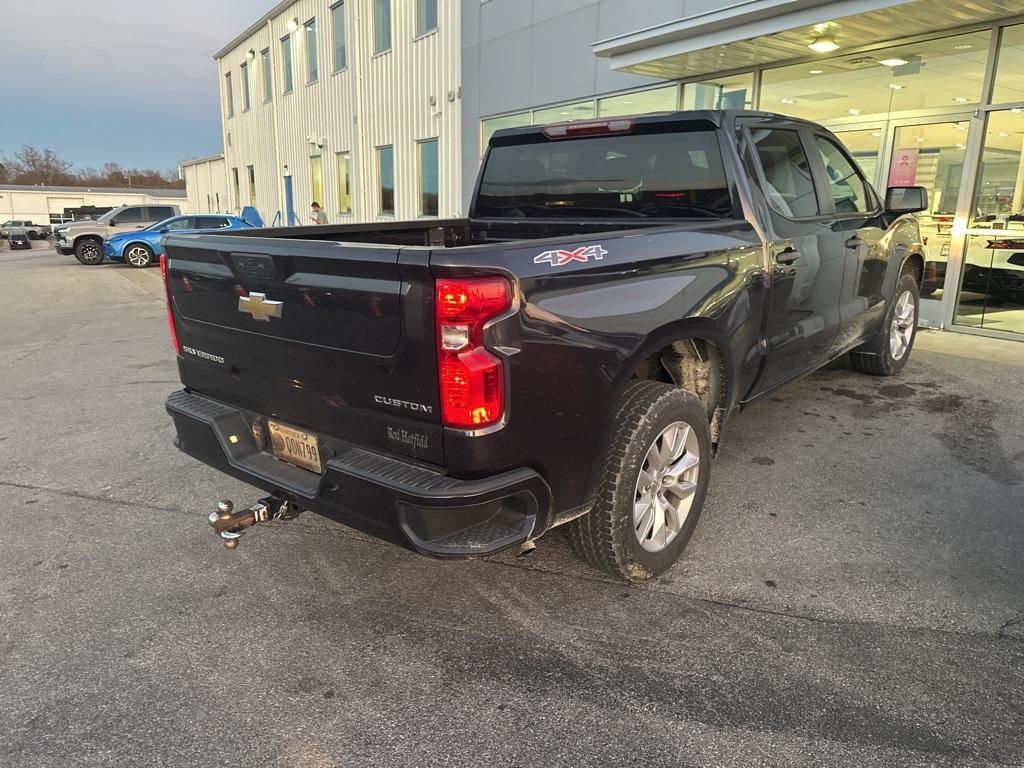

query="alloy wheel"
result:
[632,420,701,553]
[126,245,151,267]
[889,289,915,361]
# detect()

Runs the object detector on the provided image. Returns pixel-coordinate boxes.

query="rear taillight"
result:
[435,277,512,429]
[160,254,182,356]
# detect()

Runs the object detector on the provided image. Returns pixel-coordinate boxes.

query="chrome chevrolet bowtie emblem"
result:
[238,291,283,322]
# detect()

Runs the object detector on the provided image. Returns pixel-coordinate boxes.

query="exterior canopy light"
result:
[808,34,839,53]
[879,58,908,67]
[287,17,299,32]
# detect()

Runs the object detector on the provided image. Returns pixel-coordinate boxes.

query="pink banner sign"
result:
[888,148,920,186]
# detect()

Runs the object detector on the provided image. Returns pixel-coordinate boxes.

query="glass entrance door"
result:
[887,119,973,325]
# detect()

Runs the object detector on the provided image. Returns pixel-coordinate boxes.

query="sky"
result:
[0,0,276,172]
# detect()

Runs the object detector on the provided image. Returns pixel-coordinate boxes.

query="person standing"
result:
[309,202,327,224]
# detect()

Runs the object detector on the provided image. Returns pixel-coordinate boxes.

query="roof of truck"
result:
[488,109,825,143]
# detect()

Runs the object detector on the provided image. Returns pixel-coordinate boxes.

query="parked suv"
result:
[55,204,180,265]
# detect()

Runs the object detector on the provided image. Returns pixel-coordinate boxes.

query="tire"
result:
[74,237,104,265]
[27,231,38,240]
[567,380,712,582]
[850,271,919,376]
[123,243,155,268]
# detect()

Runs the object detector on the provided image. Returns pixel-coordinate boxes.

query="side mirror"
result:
[885,186,928,214]
[159,229,169,234]
[108,219,118,226]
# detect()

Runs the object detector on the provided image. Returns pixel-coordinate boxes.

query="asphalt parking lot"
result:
[1,244,1023,767]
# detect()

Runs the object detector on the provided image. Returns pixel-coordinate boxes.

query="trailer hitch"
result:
[208,496,302,549]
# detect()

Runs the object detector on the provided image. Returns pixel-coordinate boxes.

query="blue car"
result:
[104,214,254,268]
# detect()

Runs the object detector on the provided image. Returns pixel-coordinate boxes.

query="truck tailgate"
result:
[164,234,443,464]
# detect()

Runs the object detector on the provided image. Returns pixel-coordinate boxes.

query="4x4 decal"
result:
[534,244,608,267]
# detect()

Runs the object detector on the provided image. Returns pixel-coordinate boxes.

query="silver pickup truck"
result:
[0,220,51,239]
[55,203,180,264]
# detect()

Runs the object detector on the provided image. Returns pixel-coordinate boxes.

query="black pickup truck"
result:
[163,110,927,581]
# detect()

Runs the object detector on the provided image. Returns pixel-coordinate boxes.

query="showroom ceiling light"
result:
[954,44,973,50]
[998,132,1009,137]
[808,34,839,53]
[953,96,969,103]
[848,108,861,115]
[809,69,824,74]
[780,98,796,104]
[956,143,965,149]
[888,84,904,90]
[879,58,908,67]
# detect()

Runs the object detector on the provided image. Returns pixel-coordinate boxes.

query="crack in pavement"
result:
[8,479,1020,646]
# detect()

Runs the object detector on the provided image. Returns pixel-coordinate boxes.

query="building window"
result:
[224,72,234,117]
[681,73,753,111]
[336,152,352,214]
[331,2,346,71]
[480,112,531,151]
[261,48,272,103]
[374,0,391,54]
[310,155,324,207]
[247,165,256,205]
[760,30,990,122]
[377,145,394,214]
[417,139,438,216]
[304,18,318,83]
[532,100,595,125]
[231,167,240,210]
[240,62,251,111]
[416,0,437,36]
[991,24,1024,105]
[598,86,678,118]
[280,35,293,93]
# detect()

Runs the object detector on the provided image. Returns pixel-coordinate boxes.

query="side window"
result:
[814,136,872,214]
[163,217,192,231]
[149,206,176,221]
[116,207,146,224]
[749,128,819,219]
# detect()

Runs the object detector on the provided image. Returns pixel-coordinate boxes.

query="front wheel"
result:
[74,238,104,265]
[124,243,155,268]
[567,380,712,582]
[850,272,919,376]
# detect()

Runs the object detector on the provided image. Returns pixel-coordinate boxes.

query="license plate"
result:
[268,421,323,474]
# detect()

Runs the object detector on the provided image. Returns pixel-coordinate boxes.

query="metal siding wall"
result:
[182,158,229,214]
[1,190,186,221]
[216,0,461,226]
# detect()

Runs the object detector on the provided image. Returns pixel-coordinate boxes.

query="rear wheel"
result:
[124,243,155,268]
[567,380,711,582]
[850,271,919,376]
[74,237,104,265]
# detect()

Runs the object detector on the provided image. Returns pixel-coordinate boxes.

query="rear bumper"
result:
[165,390,550,557]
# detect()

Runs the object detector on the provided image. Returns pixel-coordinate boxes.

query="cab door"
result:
[743,122,845,392]
[807,132,890,338]
[110,206,147,232]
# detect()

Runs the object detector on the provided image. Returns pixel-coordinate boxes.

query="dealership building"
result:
[0,184,186,226]
[208,0,1024,340]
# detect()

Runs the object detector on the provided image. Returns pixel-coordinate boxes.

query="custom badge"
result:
[534,244,608,267]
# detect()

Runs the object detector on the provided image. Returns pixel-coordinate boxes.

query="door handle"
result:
[845,235,864,248]
[776,247,799,265]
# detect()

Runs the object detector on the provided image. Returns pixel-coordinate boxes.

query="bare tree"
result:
[1,145,184,189]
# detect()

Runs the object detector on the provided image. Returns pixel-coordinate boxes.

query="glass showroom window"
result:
[760,30,990,122]
[231,167,240,209]
[533,100,595,125]
[305,19,318,83]
[378,145,395,214]
[247,165,256,205]
[598,86,678,117]
[418,139,439,216]
[954,109,1024,335]
[281,35,294,93]
[681,73,753,110]
[480,112,530,152]
[991,24,1024,105]
[260,48,272,102]
[374,0,391,54]
[331,2,346,71]
[240,62,250,111]
[336,152,352,214]
[224,72,234,117]
[416,0,437,36]
[310,155,324,206]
